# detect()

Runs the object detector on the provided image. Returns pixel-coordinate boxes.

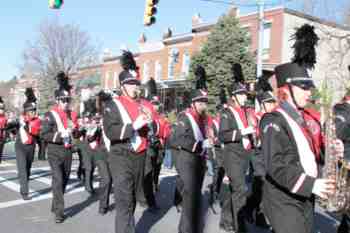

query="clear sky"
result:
[0,0,347,82]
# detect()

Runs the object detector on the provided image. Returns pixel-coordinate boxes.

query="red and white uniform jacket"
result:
[260,101,319,197]
[219,105,252,151]
[0,114,7,142]
[170,108,211,156]
[102,95,157,154]
[302,107,324,163]
[41,105,79,148]
[18,114,41,145]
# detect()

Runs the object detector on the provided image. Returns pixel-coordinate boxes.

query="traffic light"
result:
[49,0,64,9]
[144,0,159,26]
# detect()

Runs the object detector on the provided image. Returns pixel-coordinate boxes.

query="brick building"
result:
[101,6,350,107]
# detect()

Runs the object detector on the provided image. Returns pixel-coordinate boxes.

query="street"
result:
[0,142,341,233]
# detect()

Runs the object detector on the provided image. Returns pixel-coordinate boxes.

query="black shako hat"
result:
[0,97,5,110]
[229,63,248,96]
[274,62,315,90]
[119,50,140,86]
[23,88,37,112]
[257,91,275,104]
[274,24,318,90]
[191,65,208,102]
[54,71,72,100]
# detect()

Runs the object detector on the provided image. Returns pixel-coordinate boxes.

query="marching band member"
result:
[15,88,41,200]
[170,65,210,233]
[102,51,153,233]
[41,71,80,223]
[218,63,254,233]
[0,97,7,164]
[334,79,350,233]
[260,24,336,233]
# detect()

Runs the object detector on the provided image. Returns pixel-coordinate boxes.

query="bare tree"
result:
[21,19,100,113]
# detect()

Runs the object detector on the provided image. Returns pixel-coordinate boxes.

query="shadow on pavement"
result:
[65,193,99,218]
[136,176,176,233]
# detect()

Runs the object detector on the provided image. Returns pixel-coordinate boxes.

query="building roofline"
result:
[163,33,194,45]
[77,64,102,71]
[284,8,350,31]
[103,53,140,63]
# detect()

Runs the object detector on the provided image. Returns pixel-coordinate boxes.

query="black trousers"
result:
[47,144,72,216]
[0,141,5,163]
[175,150,206,233]
[15,141,35,196]
[211,147,225,195]
[108,147,145,233]
[86,145,112,209]
[96,157,112,209]
[263,181,314,233]
[220,145,249,231]
[75,142,85,180]
[83,144,96,191]
[37,137,47,160]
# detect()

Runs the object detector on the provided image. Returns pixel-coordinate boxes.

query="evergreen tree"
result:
[189,11,256,108]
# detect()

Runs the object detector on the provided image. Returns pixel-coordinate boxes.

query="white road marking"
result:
[0,166,177,209]
[0,175,36,194]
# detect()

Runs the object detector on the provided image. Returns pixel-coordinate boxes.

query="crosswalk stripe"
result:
[0,175,35,194]
[0,166,177,209]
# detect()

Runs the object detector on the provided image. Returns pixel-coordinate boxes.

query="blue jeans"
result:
[206,159,214,176]
[163,149,172,169]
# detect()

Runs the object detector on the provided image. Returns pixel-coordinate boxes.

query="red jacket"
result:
[0,114,7,141]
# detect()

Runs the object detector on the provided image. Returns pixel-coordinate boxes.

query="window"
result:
[113,71,118,88]
[104,72,110,89]
[168,48,179,79]
[143,62,150,83]
[263,22,272,59]
[181,51,190,76]
[155,60,162,81]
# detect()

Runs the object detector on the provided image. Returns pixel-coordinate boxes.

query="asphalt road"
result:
[0,142,341,233]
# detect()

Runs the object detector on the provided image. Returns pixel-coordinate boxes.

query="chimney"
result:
[102,48,112,58]
[192,13,203,26]
[163,27,173,39]
[139,33,147,44]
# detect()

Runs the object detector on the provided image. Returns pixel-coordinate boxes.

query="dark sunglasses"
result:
[60,98,71,103]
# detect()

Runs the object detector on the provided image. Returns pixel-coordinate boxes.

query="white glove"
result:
[61,129,70,138]
[312,178,335,199]
[202,139,213,149]
[133,115,150,131]
[241,126,255,136]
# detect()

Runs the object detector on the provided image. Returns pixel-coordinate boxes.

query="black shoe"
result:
[219,223,234,232]
[55,214,65,223]
[85,186,95,195]
[337,215,349,233]
[21,194,31,201]
[175,204,182,213]
[255,211,270,229]
[98,207,108,215]
[148,204,160,214]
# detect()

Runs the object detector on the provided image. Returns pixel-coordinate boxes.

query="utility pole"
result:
[256,0,265,78]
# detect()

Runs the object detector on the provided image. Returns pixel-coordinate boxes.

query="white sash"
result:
[112,98,142,152]
[228,107,250,150]
[50,110,66,133]
[185,112,204,154]
[277,108,318,178]
[101,120,111,152]
[19,116,29,144]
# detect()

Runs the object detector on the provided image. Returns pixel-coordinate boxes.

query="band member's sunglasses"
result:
[60,98,71,103]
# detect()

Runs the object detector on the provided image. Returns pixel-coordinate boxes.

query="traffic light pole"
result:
[256,0,264,78]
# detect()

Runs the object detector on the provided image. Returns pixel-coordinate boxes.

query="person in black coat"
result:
[41,71,81,223]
